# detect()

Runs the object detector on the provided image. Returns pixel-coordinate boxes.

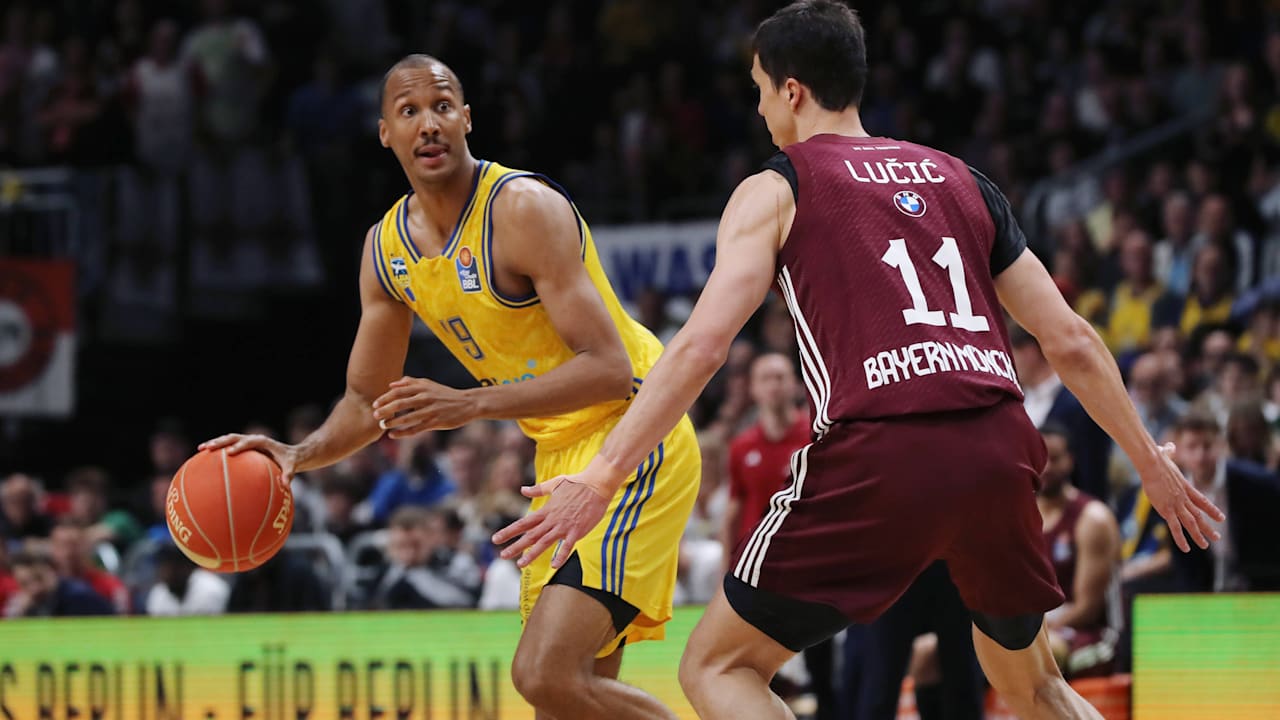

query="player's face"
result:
[1039,433,1073,495]
[751,55,798,148]
[379,66,472,186]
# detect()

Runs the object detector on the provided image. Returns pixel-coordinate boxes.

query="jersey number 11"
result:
[881,237,990,333]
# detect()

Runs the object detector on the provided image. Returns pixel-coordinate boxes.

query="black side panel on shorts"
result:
[967,165,1028,277]
[761,152,799,202]
[971,610,1044,651]
[724,574,848,652]
[547,552,640,635]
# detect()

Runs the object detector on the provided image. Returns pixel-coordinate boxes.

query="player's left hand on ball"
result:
[1142,441,1225,553]
[372,376,476,438]
[492,475,611,570]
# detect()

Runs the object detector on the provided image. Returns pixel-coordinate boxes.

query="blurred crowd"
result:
[5,0,1280,715]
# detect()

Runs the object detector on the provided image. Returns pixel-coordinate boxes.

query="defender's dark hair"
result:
[379,54,465,113]
[752,0,868,111]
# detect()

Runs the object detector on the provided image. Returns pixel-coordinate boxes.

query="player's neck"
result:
[796,107,870,143]
[408,155,480,237]
[759,405,796,441]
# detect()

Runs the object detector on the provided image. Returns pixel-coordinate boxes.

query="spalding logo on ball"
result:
[166,449,293,572]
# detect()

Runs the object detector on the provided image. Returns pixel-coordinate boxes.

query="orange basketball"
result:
[165,449,293,573]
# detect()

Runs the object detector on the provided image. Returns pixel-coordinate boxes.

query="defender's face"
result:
[379,66,472,185]
[751,55,797,148]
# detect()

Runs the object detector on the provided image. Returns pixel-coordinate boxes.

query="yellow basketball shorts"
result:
[520,414,700,657]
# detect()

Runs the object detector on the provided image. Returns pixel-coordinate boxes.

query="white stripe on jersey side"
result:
[734,443,811,586]
[778,267,833,438]
[775,268,825,438]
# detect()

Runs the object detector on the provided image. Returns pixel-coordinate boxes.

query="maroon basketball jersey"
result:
[776,134,1023,432]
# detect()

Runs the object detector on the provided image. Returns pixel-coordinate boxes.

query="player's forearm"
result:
[594,333,726,490]
[292,392,383,472]
[1043,318,1161,473]
[468,351,632,420]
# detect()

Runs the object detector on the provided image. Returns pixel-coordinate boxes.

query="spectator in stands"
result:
[125,19,193,176]
[1153,193,1196,295]
[1010,326,1113,501]
[479,513,523,611]
[722,353,808,564]
[1169,413,1242,592]
[0,542,16,612]
[319,473,370,544]
[48,519,130,614]
[1129,352,1189,442]
[145,543,230,616]
[464,450,528,560]
[63,466,142,551]
[1226,400,1275,468]
[5,549,114,617]
[1105,229,1164,355]
[149,419,191,476]
[1166,243,1236,337]
[1194,353,1261,427]
[36,35,107,165]
[284,403,327,532]
[182,0,272,148]
[227,551,331,613]
[367,431,455,526]
[1194,194,1255,292]
[678,428,728,605]
[0,473,52,547]
[1038,424,1122,679]
[143,472,174,544]
[372,507,479,610]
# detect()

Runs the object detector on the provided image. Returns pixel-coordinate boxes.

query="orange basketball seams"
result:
[166,449,292,573]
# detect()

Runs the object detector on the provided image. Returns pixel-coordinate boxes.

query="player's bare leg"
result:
[679,587,799,720]
[513,585,677,720]
[533,646,628,720]
[972,623,1103,720]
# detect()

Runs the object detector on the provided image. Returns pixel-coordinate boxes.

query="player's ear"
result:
[463,104,473,134]
[378,118,389,148]
[785,79,802,110]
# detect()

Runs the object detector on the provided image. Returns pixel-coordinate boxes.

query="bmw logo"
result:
[893,190,926,217]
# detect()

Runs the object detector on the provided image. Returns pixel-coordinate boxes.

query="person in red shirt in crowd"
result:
[0,542,18,610]
[722,352,810,561]
[721,352,835,717]
[48,519,130,614]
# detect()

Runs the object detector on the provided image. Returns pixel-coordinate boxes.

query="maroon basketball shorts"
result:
[727,398,1065,650]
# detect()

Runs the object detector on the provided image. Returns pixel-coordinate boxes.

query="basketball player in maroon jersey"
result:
[1037,424,1122,678]
[494,1,1223,717]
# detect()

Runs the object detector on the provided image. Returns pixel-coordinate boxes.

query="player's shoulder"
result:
[492,173,571,214]
[1078,496,1119,533]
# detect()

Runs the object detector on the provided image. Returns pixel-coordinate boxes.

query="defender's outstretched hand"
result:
[198,434,300,482]
[493,458,623,570]
[1144,442,1225,553]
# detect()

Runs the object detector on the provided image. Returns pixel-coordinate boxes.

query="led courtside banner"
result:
[1133,593,1280,719]
[0,608,702,719]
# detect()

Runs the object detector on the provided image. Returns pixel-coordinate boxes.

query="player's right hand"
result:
[198,434,300,482]
[1141,442,1225,553]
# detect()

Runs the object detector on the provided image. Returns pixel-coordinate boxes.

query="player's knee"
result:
[972,611,1043,651]
[511,649,574,709]
[677,644,716,704]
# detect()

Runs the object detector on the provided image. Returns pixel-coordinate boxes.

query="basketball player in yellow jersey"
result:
[199,54,697,719]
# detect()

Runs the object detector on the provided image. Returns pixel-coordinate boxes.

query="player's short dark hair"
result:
[1038,421,1072,449]
[379,54,465,114]
[752,0,868,111]
[1174,412,1220,437]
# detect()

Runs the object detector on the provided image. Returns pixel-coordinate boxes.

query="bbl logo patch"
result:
[893,190,926,217]
[456,247,481,293]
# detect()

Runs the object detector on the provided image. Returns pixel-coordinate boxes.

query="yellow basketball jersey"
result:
[371,161,664,448]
